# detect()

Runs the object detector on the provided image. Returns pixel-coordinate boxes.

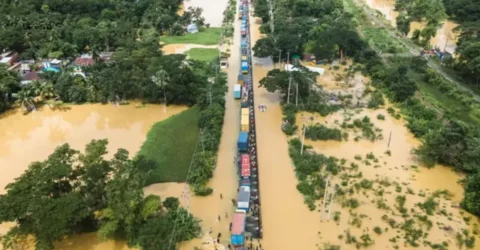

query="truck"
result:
[240,114,249,132]
[237,131,248,152]
[237,185,251,211]
[241,61,248,74]
[234,84,241,99]
[241,39,247,49]
[241,96,249,108]
[241,48,247,57]
[240,178,251,187]
[238,74,244,85]
[231,210,246,246]
[240,154,251,178]
[241,107,249,116]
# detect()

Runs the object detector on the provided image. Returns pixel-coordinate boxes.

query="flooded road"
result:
[144,2,241,249]
[184,0,229,27]
[249,15,322,250]
[364,0,458,53]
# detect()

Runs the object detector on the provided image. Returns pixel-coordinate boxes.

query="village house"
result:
[0,51,19,67]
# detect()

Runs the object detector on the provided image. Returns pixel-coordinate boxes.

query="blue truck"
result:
[241,61,248,74]
[231,210,247,246]
[237,131,248,152]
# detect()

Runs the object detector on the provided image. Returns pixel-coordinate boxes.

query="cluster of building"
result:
[0,51,115,85]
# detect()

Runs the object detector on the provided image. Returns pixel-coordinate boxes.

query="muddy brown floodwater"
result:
[294,108,479,249]
[184,0,228,27]
[0,103,186,250]
[365,0,459,53]
[249,14,323,250]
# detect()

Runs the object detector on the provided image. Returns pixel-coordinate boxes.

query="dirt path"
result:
[249,15,321,250]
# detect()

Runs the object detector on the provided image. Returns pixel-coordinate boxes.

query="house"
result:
[187,23,198,33]
[99,52,114,62]
[0,51,19,66]
[21,71,41,85]
[74,54,95,67]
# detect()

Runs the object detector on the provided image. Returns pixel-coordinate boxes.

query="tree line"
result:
[0,139,201,250]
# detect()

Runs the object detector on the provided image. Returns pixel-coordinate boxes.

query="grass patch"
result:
[137,107,200,184]
[187,48,219,62]
[161,28,222,45]
[363,28,407,53]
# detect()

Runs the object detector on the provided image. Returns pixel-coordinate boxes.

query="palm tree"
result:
[39,82,56,101]
[15,90,34,112]
[151,68,170,106]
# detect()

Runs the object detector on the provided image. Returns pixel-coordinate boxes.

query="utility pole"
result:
[287,52,291,104]
[320,178,329,221]
[287,74,292,104]
[277,49,282,69]
[300,124,307,155]
[388,131,392,148]
[286,52,290,71]
[295,79,299,106]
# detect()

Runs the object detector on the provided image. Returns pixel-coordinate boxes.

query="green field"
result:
[137,107,200,184]
[161,28,222,45]
[187,48,219,62]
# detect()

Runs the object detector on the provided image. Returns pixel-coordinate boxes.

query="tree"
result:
[462,172,480,215]
[14,89,35,111]
[252,37,277,58]
[163,197,180,211]
[0,144,90,250]
[152,68,170,105]
[0,65,19,112]
[384,66,417,102]
[396,13,411,35]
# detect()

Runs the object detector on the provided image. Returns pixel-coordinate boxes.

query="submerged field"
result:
[292,107,480,249]
[137,107,200,184]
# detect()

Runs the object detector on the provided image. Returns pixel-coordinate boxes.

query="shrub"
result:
[305,125,342,141]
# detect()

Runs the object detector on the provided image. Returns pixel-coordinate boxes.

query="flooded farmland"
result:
[293,108,478,249]
[364,0,459,53]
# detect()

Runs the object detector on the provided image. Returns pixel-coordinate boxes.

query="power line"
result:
[167,4,233,248]
[166,127,202,249]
